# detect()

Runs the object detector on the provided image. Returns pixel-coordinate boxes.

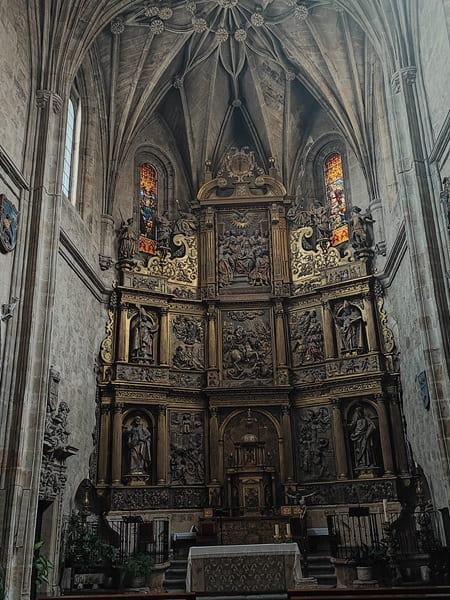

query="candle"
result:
[275,524,279,535]
[383,499,388,522]
[286,523,291,536]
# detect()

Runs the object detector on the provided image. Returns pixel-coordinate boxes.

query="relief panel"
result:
[170,314,205,369]
[217,209,271,294]
[169,411,205,485]
[221,309,273,383]
[294,406,336,482]
[289,308,324,366]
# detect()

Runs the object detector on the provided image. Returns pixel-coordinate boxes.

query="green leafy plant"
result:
[124,553,153,579]
[33,541,54,587]
[64,512,120,572]
[356,541,387,567]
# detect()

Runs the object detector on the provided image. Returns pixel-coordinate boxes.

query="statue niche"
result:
[347,404,381,478]
[333,300,366,355]
[129,307,159,362]
[122,413,153,485]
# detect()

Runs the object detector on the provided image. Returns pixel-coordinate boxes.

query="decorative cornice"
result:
[0,144,29,190]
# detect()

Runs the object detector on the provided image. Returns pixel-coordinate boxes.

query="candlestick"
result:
[275,523,279,535]
[383,498,388,522]
[286,523,291,536]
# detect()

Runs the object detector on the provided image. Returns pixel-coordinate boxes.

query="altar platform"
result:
[186,543,303,594]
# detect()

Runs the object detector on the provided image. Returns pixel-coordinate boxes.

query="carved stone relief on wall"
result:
[171,314,204,369]
[294,407,335,482]
[169,411,205,485]
[289,308,324,366]
[217,210,271,293]
[222,310,273,382]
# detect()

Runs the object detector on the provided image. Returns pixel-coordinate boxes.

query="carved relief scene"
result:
[221,310,273,384]
[217,209,271,293]
[170,314,204,370]
[169,411,205,485]
[290,308,324,366]
[294,406,336,482]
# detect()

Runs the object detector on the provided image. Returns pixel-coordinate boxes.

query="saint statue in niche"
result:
[334,301,365,353]
[130,307,159,361]
[118,218,138,260]
[124,415,152,475]
[349,406,377,469]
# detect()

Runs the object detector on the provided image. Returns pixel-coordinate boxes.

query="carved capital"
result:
[100,404,111,416]
[391,66,417,93]
[158,404,167,416]
[209,406,218,418]
[36,90,63,113]
[113,402,124,414]
[281,405,290,416]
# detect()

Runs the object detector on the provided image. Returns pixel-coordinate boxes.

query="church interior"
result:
[1,1,450,598]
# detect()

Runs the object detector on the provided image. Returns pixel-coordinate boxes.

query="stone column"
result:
[389,395,409,475]
[209,407,219,483]
[363,294,378,352]
[376,396,394,476]
[112,403,124,484]
[281,405,294,481]
[331,400,348,479]
[157,405,167,484]
[322,300,336,358]
[270,203,290,294]
[98,404,112,484]
[207,305,217,369]
[159,308,169,366]
[201,207,216,298]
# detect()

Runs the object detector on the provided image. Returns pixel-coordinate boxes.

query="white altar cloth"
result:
[186,543,303,593]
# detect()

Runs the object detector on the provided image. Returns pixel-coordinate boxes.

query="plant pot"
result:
[130,575,146,588]
[356,565,373,581]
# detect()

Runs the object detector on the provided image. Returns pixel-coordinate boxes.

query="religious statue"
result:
[349,406,377,469]
[130,307,159,361]
[440,177,450,232]
[334,301,365,353]
[118,218,138,260]
[124,415,152,475]
[350,206,374,250]
[156,210,172,247]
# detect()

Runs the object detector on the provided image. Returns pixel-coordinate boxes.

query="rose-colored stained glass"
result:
[325,153,349,245]
[139,163,157,254]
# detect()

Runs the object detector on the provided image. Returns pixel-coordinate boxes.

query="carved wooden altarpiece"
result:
[97,148,410,532]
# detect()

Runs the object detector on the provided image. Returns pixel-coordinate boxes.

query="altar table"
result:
[186,543,303,593]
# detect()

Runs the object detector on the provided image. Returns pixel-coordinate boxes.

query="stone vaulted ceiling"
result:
[33,0,417,204]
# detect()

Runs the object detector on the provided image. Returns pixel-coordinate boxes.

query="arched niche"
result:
[345,400,383,479]
[121,409,156,485]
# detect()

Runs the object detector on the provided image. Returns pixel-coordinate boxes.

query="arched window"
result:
[62,94,81,205]
[139,163,158,254]
[324,153,348,245]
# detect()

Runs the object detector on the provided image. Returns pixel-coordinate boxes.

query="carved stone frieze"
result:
[110,486,207,510]
[294,406,336,481]
[169,371,204,387]
[169,411,205,484]
[292,366,326,385]
[325,354,380,377]
[116,364,169,383]
[222,310,273,382]
[300,479,397,505]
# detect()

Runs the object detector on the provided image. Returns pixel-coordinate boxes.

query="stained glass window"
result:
[139,163,158,254]
[325,153,349,245]
[62,98,75,198]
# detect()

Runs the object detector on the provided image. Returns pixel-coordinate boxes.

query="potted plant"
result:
[33,541,54,595]
[355,542,387,582]
[124,553,153,588]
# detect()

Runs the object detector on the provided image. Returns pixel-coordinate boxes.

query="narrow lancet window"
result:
[139,163,158,254]
[325,153,348,245]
